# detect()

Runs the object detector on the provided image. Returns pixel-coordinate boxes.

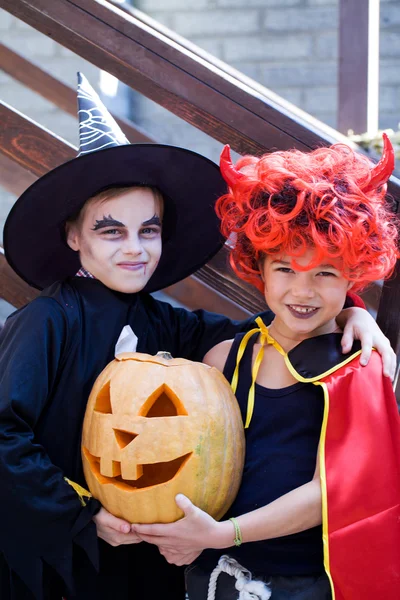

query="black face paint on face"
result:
[92,212,161,232]
[92,215,125,231]
[142,215,161,227]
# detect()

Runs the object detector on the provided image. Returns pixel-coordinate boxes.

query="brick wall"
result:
[380,0,400,129]
[134,0,400,152]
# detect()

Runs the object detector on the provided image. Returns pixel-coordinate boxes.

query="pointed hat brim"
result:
[4,144,227,292]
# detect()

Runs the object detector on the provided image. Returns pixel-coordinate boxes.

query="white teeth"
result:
[289,305,317,314]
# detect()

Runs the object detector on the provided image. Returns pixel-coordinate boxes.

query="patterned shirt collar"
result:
[75,267,96,279]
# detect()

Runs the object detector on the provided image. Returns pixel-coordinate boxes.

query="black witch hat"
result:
[4,74,227,292]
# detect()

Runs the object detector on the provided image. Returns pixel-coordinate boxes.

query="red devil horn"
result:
[220,145,245,189]
[363,133,395,192]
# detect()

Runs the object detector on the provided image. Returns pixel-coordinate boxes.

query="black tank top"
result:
[198,331,325,576]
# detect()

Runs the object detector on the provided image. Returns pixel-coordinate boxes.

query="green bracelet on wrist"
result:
[229,516,243,547]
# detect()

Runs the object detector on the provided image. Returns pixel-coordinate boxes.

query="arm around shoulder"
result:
[168,301,262,362]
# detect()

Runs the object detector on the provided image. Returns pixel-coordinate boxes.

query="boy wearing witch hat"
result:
[0,74,394,600]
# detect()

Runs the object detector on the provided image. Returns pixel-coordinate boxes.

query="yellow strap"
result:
[254,317,286,357]
[64,477,92,507]
[245,341,265,428]
[232,317,287,429]
[231,327,260,394]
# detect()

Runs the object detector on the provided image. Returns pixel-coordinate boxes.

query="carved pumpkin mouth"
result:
[82,447,192,490]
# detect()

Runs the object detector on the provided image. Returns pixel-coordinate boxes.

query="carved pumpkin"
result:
[82,351,245,523]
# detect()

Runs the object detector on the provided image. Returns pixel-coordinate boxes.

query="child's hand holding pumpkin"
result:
[93,507,143,547]
[132,494,233,561]
[158,546,202,566]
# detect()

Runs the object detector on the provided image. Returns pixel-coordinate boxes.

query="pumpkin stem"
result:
[156,351,173,360]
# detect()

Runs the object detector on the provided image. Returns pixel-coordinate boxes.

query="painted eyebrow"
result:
[142,215,161,227]
[92,215,125,231]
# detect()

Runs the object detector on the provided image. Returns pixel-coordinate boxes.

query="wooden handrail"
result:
[0,101,75,174]
[376,264,400,364]
[0,43,155,145]
[163,277,253,319]
[197,246,266,315]
[0,153,36,195]
[109,0,283,100]
[0,247,39,307]
[1,0,359,156]
[3,1,399,186]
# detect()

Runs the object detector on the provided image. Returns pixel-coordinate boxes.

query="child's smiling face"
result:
[66,187,162,293]
[261,248,353,341]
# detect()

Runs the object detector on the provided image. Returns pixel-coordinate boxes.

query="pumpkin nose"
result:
[86,414,200,481]
[113,415,198,480]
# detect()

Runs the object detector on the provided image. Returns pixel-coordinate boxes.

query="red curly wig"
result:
[217,140,399,293]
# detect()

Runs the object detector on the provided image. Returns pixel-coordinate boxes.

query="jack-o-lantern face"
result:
[82,352,245,523]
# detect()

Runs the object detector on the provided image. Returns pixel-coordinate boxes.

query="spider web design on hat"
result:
[77,72,129,155]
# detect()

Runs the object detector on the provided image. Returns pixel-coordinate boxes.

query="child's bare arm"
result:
[203,339,233,372]
[131,461,321,561]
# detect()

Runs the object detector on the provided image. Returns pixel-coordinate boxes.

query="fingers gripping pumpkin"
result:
[82,352,245,523]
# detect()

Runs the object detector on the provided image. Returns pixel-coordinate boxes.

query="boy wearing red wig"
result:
[134,136,400,600]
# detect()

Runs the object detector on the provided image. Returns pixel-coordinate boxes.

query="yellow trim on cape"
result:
[232,317,362,425]
[283,349,362,383]
[64,477,92,507]
[314,381,335,600]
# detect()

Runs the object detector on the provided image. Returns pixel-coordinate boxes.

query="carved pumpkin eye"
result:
[94,381,112,413]
[82,352,245,523]
[139,384,188,417]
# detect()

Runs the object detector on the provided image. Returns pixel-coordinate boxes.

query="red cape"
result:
[286,340,400,599]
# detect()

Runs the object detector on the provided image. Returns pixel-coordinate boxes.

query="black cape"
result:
[0,277,266,600]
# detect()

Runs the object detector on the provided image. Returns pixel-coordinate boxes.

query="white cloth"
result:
[114,325,138,356]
